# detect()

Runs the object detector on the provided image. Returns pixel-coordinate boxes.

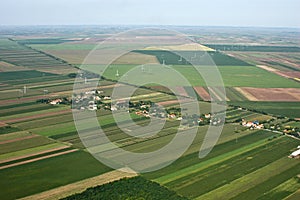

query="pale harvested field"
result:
[234,87,258,101]
[36,66,78,75]
[235,87,300,101]
[41,50,89,64]
[175,86,188,97]
[0,61,29,72]
[157,98,191,106]
[256,65,278,72]
[257,65,300,79]
[193,86,210,101]
[19,168,138,200]
[113,52,159,64]
[143,43,215,51]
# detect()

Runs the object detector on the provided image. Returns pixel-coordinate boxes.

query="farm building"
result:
[290,148,300,158]
[50,99,62,105]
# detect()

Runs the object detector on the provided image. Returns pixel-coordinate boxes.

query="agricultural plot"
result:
[226,51,300,71]
[89,64,300,88]
[0,61,30,72]
[134,50,251,66]
[21,169,138,200]
[234,87,300,102]
[0,150,112,200]
[1,30,300,200]
[144,132,300,200]
[204,44,300,52]
[225,109,272,123]
[229,101,300,118]
[173,65,300,88]
[0,39,77,74]
[0,70,56,81]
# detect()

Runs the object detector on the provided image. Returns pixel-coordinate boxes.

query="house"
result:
[85,90,96,95]
[205,113,211,119]
[290,149,300,158]
[111,106,117,111]
[168,114,176,119]
[50,99,62,105]
[245,122,253,127]
[88,104,97,111]
[95,96,101,101]
[103,96,111,100]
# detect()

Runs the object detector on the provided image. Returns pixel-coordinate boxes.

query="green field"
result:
[0,151,111,200]
[134,50,252,66]
[229,101,300,118]
[1,27,300,200]
[0,70,56,81]
[144,132,300,199]
[82,64,300,88]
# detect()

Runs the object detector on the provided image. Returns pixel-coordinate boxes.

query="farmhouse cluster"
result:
[241,119,264,130]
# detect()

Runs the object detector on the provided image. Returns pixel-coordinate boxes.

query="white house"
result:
[88,104,97,111]
[290,149,300,158]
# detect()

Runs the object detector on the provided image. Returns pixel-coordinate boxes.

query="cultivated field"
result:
[1,27,300,200]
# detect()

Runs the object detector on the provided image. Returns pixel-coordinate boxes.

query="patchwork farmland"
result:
[0,26,300,200]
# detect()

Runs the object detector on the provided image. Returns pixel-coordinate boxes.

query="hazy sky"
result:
[1,0,299,27]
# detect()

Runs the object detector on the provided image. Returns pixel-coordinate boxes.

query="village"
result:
[37,89,300,140]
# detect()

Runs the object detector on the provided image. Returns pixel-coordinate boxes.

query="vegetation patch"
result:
[61,176,188,200]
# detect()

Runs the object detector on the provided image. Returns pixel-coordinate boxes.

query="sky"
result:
[1,0,299,27]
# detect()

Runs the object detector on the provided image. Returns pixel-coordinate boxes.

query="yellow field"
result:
[113,52,159,64]
[142,43,215,51]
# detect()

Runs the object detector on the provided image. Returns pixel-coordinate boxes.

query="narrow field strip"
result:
[0,149,78,170]
[234,87,258,101]
[0,131,31,142]
[253,176,300,200]
[196,157,300,200]
[285,189,300,200]
[193,86,210,101]
[2,109,71,123]
[154,136,279,185]
[157,98,192,106]
[0,145,70,164]
[0,143,66,162]
[19,168,138,200]
[0,95,50,106]
[0,134,38,145]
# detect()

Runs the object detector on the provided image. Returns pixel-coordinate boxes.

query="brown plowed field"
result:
[235,87,300,101]
[3,109,71,123]
[193,86,210,101]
